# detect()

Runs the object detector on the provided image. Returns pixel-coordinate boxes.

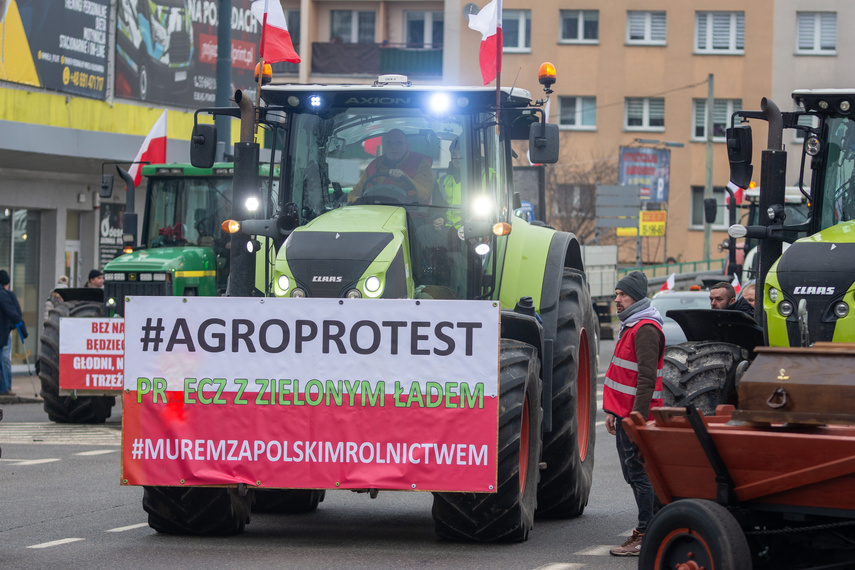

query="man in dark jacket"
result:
[0,270,22,396]
[603,271,665,556]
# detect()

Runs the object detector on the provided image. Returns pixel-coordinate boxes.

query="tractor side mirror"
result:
[100,174,114,198]
[529,123,559,164]
[726,125,753,189]
[191,123,217,169]
[704,198,718,224]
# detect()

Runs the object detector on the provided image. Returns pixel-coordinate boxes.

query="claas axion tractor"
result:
[660,90,855,414]
[120,66,601,541]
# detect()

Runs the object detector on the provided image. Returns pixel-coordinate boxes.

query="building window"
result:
[695,11,744,54]
[691,186,728,228]
[330,10,375,43]
[559,96,596,130]
[503,10,531,51]
[796,12,836,55]
[405,11,444,48]
[559,10,598,44]
[692,99,742,141]
[625,98,664,130]
[626,11,666,45]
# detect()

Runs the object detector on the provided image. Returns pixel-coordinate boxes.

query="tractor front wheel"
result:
[640,499,751,570]
[38,301,116,423]
[143,486,254,535]
[661,341,750,416]
[431,340,542,542]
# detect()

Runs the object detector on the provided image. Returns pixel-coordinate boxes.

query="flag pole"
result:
[254,0,270,138]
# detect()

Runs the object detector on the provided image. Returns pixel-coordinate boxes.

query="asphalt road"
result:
[0,338,642,569]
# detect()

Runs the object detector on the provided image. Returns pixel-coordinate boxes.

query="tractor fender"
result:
[667,308,765,355]
[499,308,552,433]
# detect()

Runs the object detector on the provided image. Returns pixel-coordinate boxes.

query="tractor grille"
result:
[105,281,172,317]
[169,31,192,63]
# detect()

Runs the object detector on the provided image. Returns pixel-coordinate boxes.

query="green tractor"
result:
[38,163,276,423]
[661,90,855,413]
[136,70,600,541]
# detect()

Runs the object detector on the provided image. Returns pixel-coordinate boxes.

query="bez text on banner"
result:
[122,296,501,492]
[59,318,125,391]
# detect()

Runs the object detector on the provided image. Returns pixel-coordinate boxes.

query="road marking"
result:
[0,422,121,446]
[28,538,85,549]
[0,458,61,466]
[75,449,119,456]
[105,523,149,533]
[533,564,585,570]
[574,545,613,556]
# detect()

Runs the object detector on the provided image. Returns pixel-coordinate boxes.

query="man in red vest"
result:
[604,270,665,557]
[348,129,434,204]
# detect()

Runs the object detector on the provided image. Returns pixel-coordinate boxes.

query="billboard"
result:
[618,147,671,203]
[0,0,110,99]
[114,0,262,107]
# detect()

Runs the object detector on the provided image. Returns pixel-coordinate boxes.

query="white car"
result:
[650,290,711,346]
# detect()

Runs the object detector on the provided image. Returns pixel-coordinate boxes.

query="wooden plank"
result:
[734,454,855,502]
[623,412,673,503]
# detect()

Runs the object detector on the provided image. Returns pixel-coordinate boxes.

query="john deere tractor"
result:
[135,68,600,541]
[38,163,278,423]
[662,90,855,413]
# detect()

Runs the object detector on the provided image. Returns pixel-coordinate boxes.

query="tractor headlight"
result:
[769,287,778,302]
[364,276,382,298]
[277,275,290,292]
[346,289,362,299]
[779,300,794,316]
[834,302,849,318]
[291,288,307,298]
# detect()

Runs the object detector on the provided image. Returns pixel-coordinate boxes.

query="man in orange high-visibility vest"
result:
[603,270,664,557]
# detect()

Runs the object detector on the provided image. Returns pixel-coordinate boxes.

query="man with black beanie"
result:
[603,270,665,556]
[0,270,22,396]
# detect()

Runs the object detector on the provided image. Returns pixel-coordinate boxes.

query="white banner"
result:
[123,297,501,395]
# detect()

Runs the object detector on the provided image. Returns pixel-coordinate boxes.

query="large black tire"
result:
[537,268,598,518]
[143,486,254,535]
[431,340,543,542]
[661,342,750,416]
[252,489,326,514]
[640,499,751,570]
[38,301,116,424]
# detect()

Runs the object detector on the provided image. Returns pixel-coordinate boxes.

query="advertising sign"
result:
[122,297,501,492]
[640,210,667,236]
[99,202,125,268]
[0,0,110,99]
[115,0,262,107]
[618,147,671,202]
[59,318,125,391]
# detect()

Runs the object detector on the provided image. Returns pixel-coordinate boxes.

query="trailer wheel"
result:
[252,490,325,514]
[143,486,254,535]
[431,340,542,542]
[640,499,751,570]
[38,301,116,424]
[537,268,598,518]
[661,341,750,416]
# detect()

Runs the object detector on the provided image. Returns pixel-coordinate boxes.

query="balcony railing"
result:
[311,42,442,78]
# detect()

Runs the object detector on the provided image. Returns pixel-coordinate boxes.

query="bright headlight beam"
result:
[472,195,493,217]
[428,93,451,115]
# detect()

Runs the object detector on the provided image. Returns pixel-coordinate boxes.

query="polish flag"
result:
[660,273,675,292]
[467,0,502,85]
[128,110,167,187]
[251,0,300,64]
[726,180,744,206]
[732,273,741,295]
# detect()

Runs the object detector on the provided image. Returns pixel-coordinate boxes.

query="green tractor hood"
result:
[105,246,216,274]
[274,206,413,299]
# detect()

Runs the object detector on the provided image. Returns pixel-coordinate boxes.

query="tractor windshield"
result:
[284,107,509,298]
[818,116,855,231]
[144,177,233,249]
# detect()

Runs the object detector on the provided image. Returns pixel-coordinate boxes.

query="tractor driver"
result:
[348,129,434,204]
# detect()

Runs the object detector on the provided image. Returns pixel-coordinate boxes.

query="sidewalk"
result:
[0,371,43,404]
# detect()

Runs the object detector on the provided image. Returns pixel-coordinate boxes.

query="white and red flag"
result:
[660,273,676,292]
[128,110,167,187]
[726,180,744,206]
[732,273,741,295]
[251,0,300,64]
[467,0,502,85]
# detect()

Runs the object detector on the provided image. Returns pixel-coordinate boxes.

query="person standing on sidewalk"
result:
[0,270,23,396]
[603,271,665,556]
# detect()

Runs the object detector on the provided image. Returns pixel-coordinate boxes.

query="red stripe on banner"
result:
[59,354,124,391]
[122,391,498,492]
